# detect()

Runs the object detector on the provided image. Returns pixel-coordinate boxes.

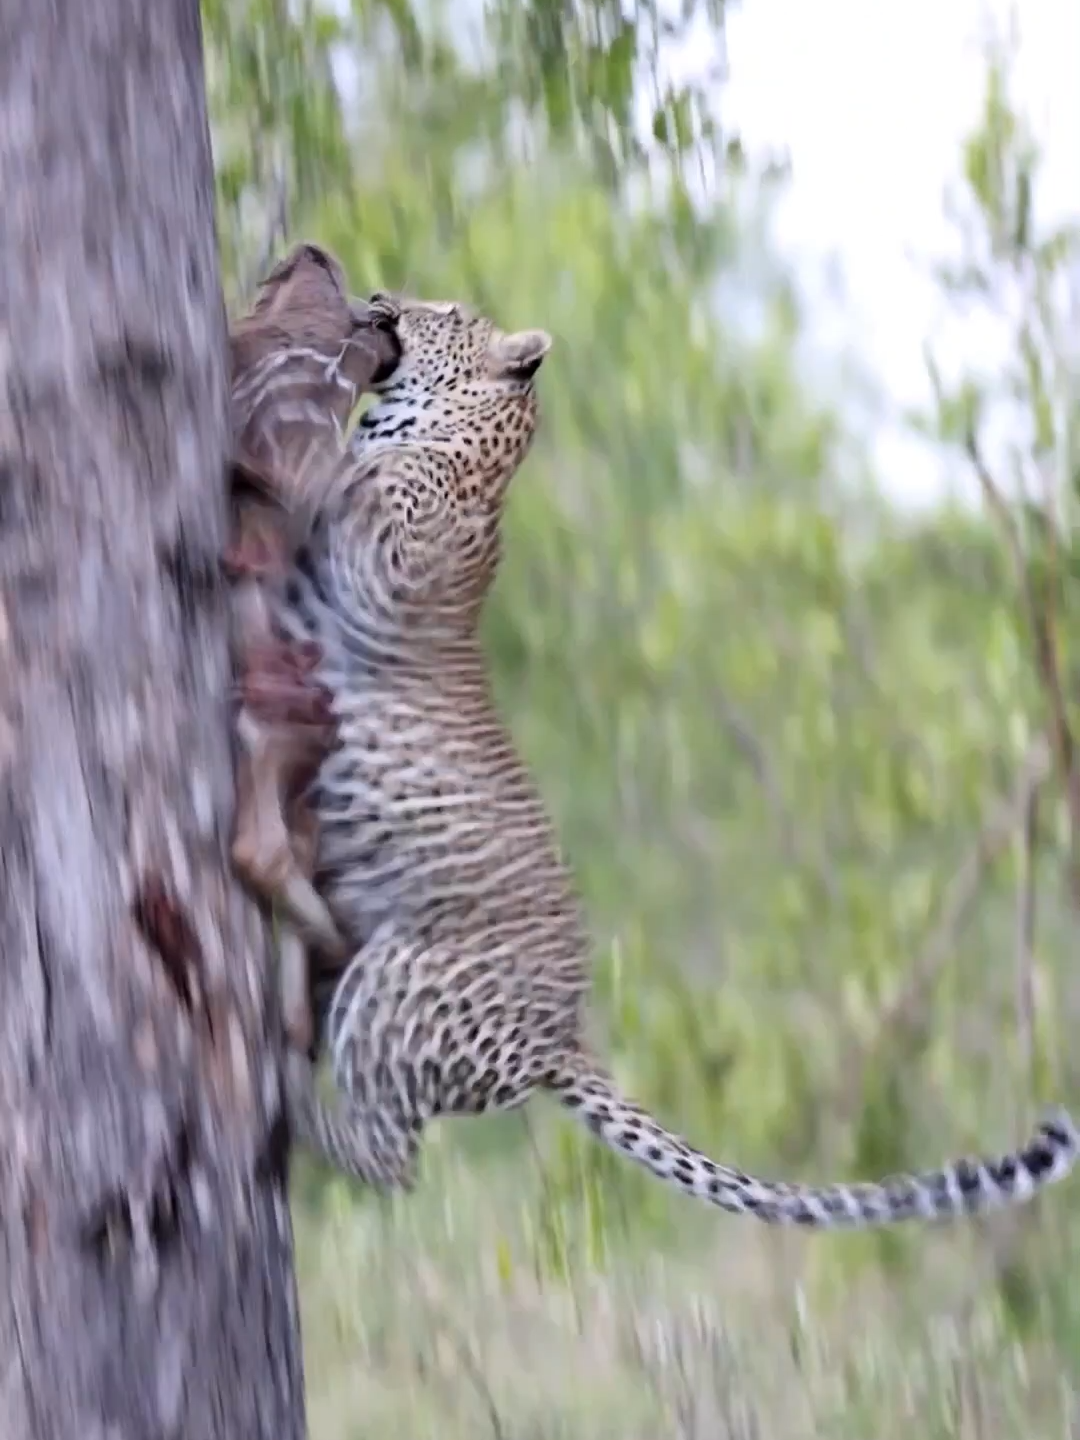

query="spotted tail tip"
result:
[1026,1105,1080,1188]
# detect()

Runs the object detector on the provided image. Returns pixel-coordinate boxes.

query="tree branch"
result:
[965,424,1080,904]
[825,736,1052,1138]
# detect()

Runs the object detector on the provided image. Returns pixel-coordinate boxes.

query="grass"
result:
[294,1109,1080,1440]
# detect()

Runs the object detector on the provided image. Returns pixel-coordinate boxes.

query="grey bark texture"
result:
[0,0,307,1436]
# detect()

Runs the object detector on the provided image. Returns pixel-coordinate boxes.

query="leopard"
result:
[224,240,400,1050]
[258,290,1078,1228]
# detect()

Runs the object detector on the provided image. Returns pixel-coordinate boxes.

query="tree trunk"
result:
[0,0,307,1435]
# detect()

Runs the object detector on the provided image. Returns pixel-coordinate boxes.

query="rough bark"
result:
[0,0,306,1436]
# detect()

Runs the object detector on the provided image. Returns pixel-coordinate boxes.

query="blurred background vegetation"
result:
[203,0,1080,1433]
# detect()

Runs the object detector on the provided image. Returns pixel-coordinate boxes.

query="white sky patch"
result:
[331,0,1077,505]
[721,0,1080,505]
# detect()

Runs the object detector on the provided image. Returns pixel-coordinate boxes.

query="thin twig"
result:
[826,736,1052,1135]
[395,1246,507,1440]
[520,1113,587,1331]
[710,684,842,906]
[1013,778,1039,1133]
[237,159,291,303]
[965,425,1080,904]
[254,162,290,281]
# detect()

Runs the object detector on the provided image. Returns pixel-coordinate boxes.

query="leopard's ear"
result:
[489,329,552,381]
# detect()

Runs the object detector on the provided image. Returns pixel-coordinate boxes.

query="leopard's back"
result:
[282,546,587,982]
[273,290,570,955]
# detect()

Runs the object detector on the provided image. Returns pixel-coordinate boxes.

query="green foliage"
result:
[204,1,1080,1430]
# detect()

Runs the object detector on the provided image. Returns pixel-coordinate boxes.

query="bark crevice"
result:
[0,0,308,1435]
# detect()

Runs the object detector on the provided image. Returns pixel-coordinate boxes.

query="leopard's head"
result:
[356,292,552,502]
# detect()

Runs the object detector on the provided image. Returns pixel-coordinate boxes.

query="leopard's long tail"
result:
[549,1056,1078,1228]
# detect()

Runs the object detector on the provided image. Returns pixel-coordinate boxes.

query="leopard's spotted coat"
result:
[275,292,1078,1228]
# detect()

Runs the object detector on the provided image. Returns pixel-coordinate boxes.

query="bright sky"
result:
[721,0,1080,504]
[345,0,1077,503]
